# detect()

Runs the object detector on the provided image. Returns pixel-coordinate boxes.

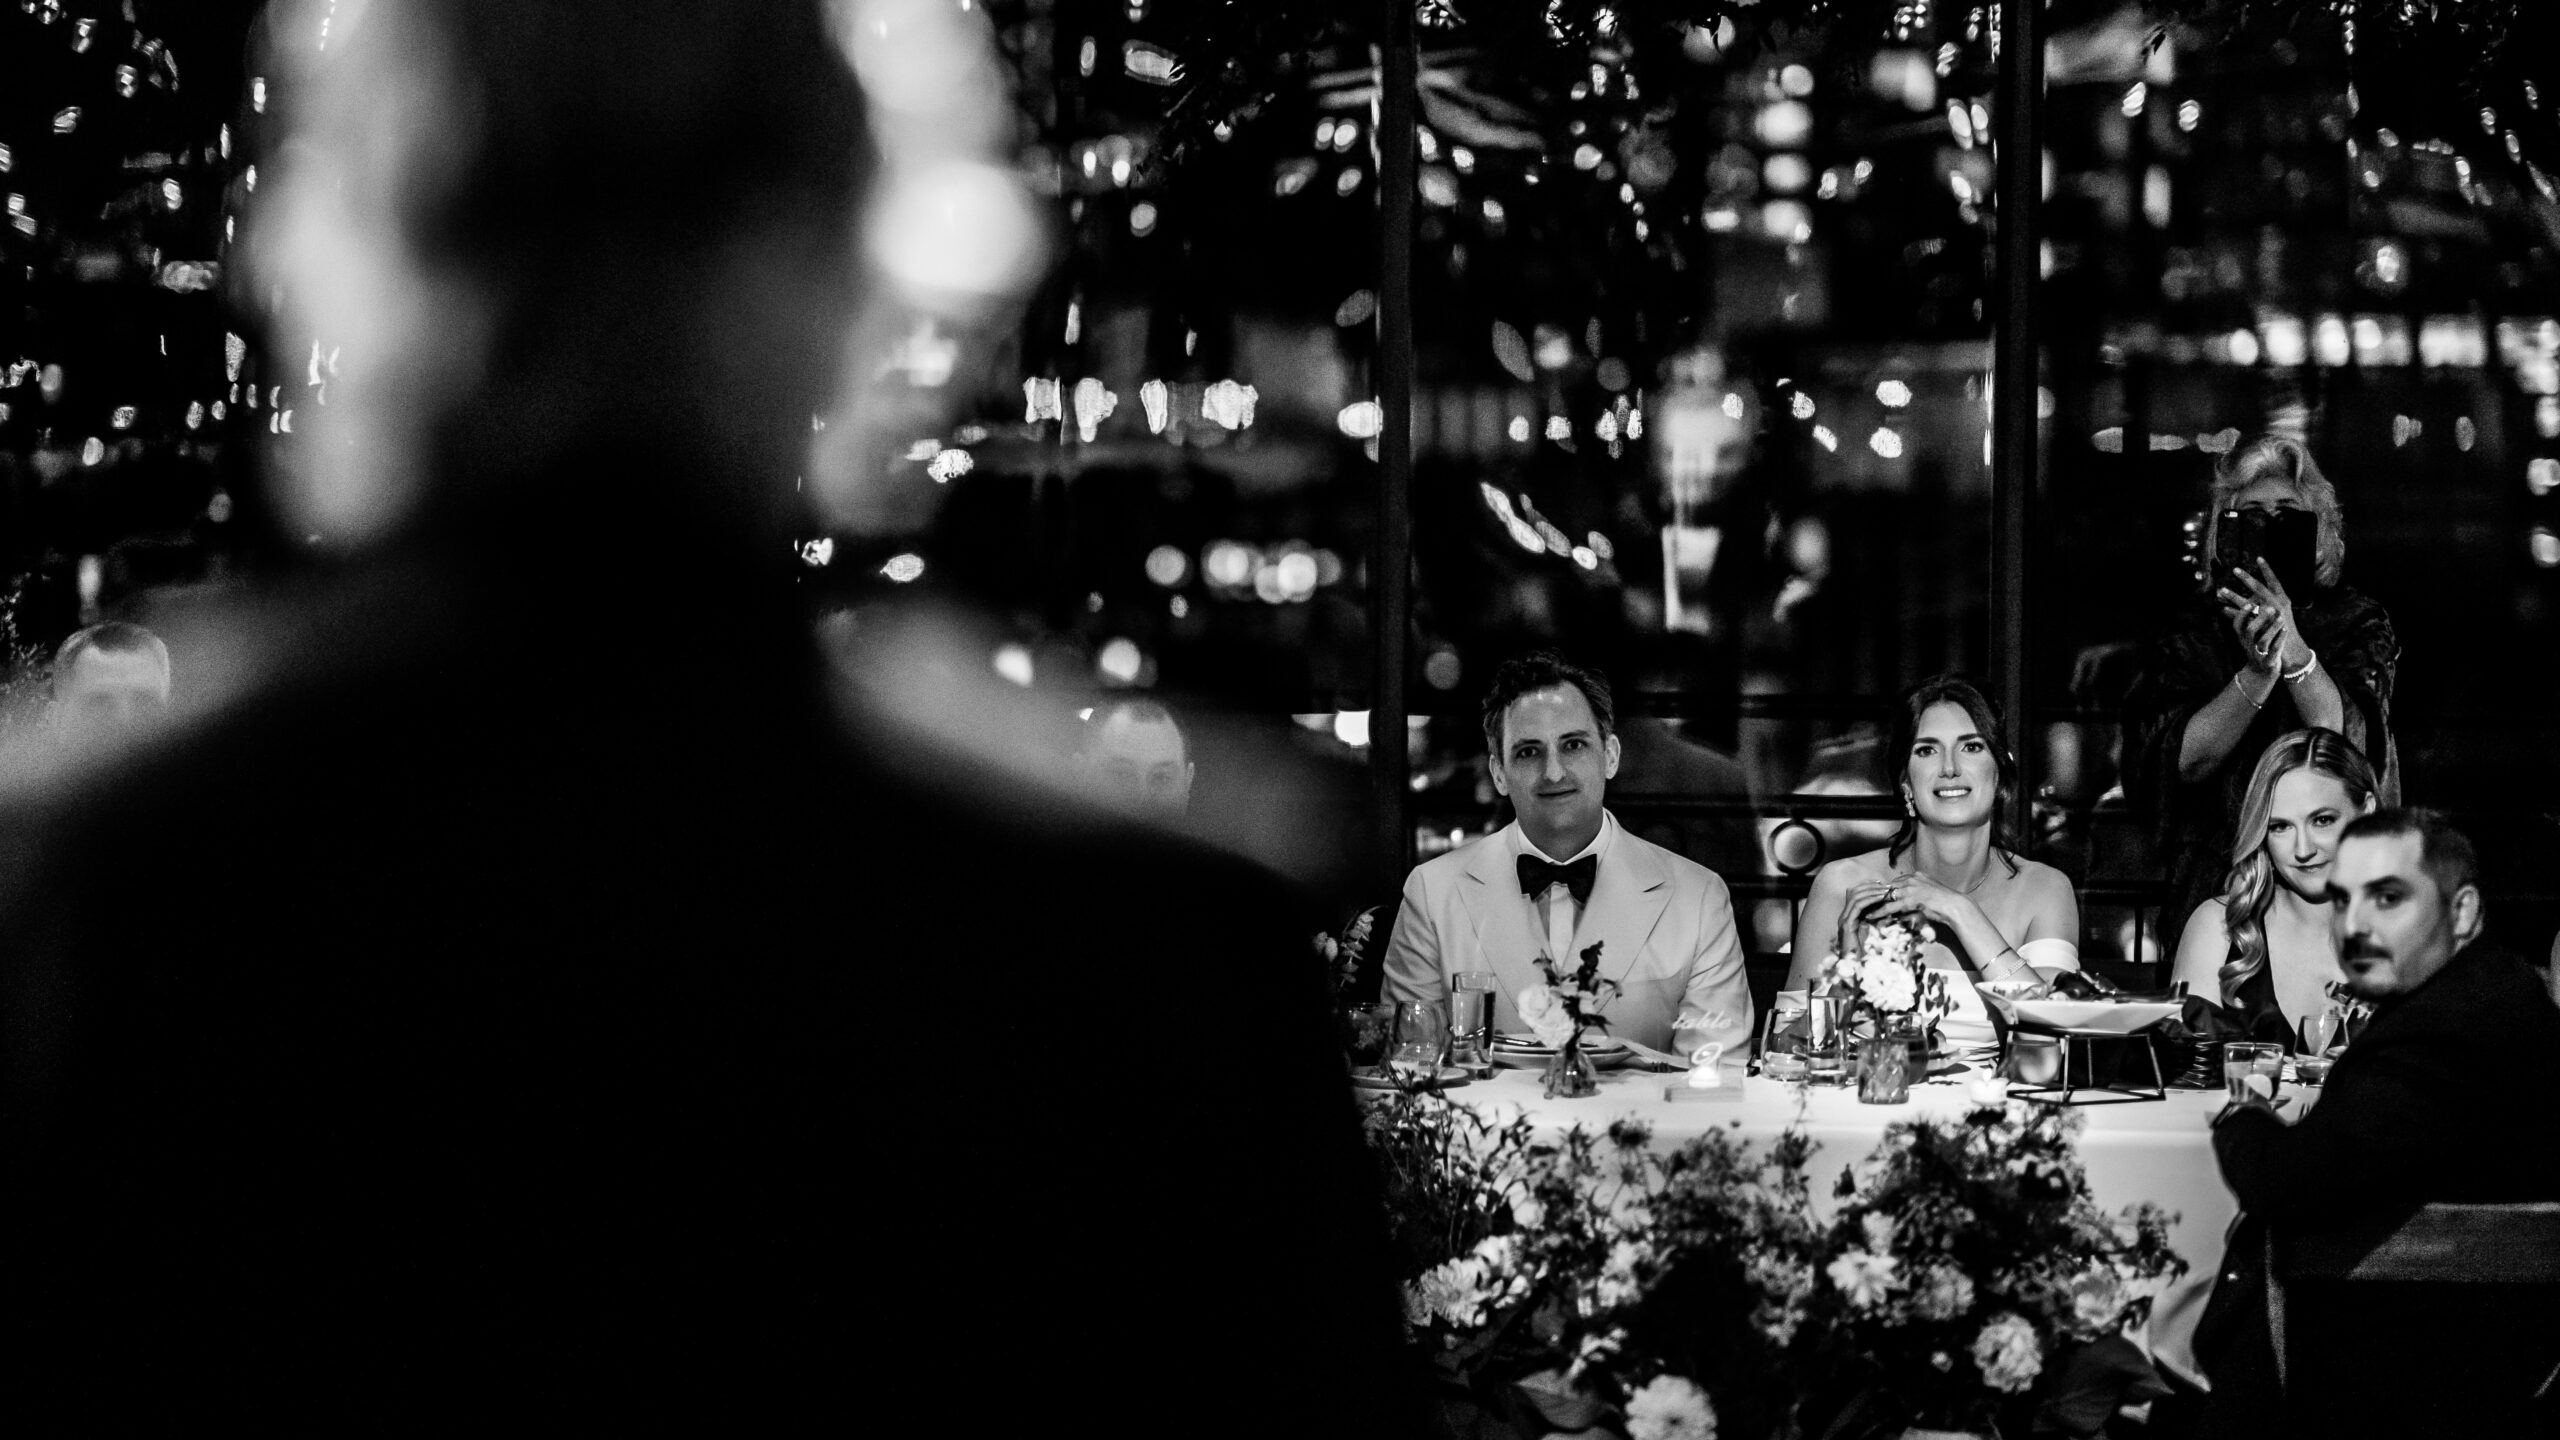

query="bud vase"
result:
[1543,1033,1600,1098]
[1857,1028,1916,1104]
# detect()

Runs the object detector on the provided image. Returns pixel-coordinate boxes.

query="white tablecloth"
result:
[1430,1061,2265,1382]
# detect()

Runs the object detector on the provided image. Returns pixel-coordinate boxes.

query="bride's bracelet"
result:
[2280,649,2320,683]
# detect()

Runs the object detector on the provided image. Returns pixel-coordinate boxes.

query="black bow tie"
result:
[1517,853,1598,906]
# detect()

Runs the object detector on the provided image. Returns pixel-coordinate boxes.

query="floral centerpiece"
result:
[1822,914,1954,1043]
[1369,1091,1818,1440]
[1802,1102,2184,1438]
[1517,940,1618,1098]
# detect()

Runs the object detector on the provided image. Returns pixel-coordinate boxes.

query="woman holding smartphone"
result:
[2123,436,2398,939]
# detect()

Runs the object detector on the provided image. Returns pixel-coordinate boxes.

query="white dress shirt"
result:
[1517,812,1618,971]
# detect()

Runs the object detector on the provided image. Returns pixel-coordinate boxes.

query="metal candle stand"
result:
[2004,1025,2166,1106]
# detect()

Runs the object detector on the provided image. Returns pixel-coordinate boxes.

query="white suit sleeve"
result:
[1672,871,1756,1059]
[1379,867,1446,1012]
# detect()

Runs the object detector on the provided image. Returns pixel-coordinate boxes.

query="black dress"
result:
[2219,945,2296,1049]
[2124,585,2398,941]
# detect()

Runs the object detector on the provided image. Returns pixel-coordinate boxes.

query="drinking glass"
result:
[2300,1005,2343,1057]
[2223,1041,2283,1103]
[1804,994,1851,1083]
[1762,990,1809,1056]
[2005,1033,2064,1087]
[1447,972,1497,1076]
[1389,1001,1447,1076]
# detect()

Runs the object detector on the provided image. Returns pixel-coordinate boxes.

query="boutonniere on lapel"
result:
[1519,942,1618,1099]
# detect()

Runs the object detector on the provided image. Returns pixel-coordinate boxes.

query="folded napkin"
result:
[2148,995,2268,1088]
[1620,1038,1691,1072]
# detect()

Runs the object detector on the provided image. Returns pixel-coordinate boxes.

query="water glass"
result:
[1761,990,1809,1058]
[2223,1041,2283,1103]
[1804,994,1851,1082]
[2006,1033,2064,1087]
[1389,1001,1447,1075]
[1447,971,1497,1076]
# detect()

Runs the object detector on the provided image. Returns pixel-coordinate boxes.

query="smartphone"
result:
[2215,508,2319,593]
[2214,508,2268,589]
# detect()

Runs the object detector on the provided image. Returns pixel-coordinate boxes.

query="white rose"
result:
[1863,962,1918,1013]
[1971,1312,2045,1393]
[2067,1269,2128,1333]
[1517,983,1576,1046]
[1911,1265,1976,1322]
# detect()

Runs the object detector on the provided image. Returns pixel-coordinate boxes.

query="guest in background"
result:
[2170,728,2378,1048]
[49,621,169,738]
[1076,695,1194,819]
[1382,650,1753,1059]
[2201,808,2560,1436]
[1787,676,2080,1061]
[0,3,1423,1432]
[2125,435,2398,942]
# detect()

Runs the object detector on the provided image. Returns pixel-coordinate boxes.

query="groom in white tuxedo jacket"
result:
[1382,652,1754,1058]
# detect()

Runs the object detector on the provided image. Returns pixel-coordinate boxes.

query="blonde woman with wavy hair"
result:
[2170,727,2379,1046]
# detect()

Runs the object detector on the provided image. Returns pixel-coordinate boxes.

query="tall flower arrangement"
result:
[1368,1093,1819,1440]
[1803,1103,2184,1436]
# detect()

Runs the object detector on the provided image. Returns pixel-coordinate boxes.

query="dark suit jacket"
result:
[2200,941,2560,1438]
[2213,940,2560,1216]
[0,548,1423,1434]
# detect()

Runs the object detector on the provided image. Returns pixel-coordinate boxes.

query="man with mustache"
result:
[2196,808,2560,1436]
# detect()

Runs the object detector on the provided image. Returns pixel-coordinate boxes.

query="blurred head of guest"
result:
[1480,650,1620,860]
[51,622,170,737]
[255,0,869,561]
[1077,697,1193,818]
[1886,674,2018,862]
[2205,434,2346,595]
[2214,727,2378,1004]
[2330,807,2483,1002]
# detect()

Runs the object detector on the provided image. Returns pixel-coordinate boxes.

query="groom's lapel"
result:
[1457,831,1546,971]
[1575,832,1674,984]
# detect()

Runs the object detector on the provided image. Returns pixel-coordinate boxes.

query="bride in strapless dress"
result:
[1785,677,2083,1063]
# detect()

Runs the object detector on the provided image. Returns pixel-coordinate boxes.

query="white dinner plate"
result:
[1493,1031,1628,1054]
[1350,1065,1473,1091]
[1997,998,2183,1034]
[1491,1048,1637,1071]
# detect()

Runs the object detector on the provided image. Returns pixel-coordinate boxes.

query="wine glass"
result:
[2300,1005,2342,1058]
[1389,1001,1447,1076]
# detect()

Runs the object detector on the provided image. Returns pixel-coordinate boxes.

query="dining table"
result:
[1385,1054,2315,1388]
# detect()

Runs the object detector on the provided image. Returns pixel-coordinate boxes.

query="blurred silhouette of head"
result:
[51,623,171,736]
[1078,697,1193,818]
[255,0,872,556]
